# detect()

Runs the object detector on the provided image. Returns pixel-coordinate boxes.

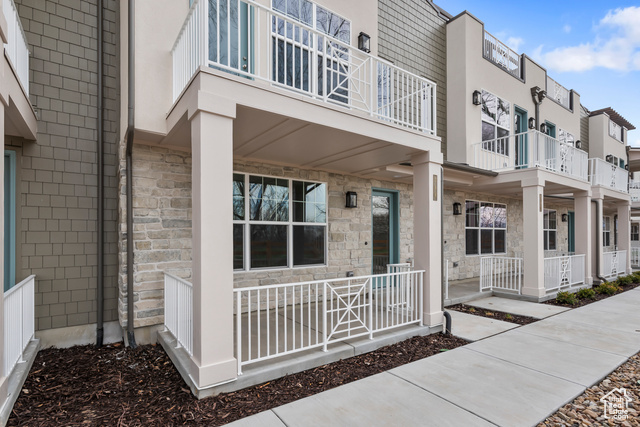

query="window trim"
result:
[543,209,557,251]
[603,216,611,247]
[233,172,329,272]
[464,200,508,256]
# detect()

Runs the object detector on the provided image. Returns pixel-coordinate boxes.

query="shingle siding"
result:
[7,0,120,332]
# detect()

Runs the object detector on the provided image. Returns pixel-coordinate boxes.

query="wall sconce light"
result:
[561,213,568,222]
[472,90,482,106]
[575,140,581,149]
[346,191,358,208]
[539,123,548,134]
[358,32,370,53]
[528,117,536,129]
[606,154,613,163]
[453,202,462,215]
[625,164,629,171]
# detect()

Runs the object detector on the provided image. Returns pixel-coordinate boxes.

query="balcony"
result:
[470,130,588,181]
[172,0,436,134]
[588,158,628,193]
[630,180,640,202]
[483,30,521,79]
[3,0,29,94]
[546,75,571,110]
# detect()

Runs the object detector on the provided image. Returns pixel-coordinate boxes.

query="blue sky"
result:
[437,0,640,146]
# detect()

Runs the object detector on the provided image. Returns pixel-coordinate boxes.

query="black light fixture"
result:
[575,140,581,149]
[358,32,370,53]
[539,123,548,134]
[625,164,629,170]
[606,154,614,163]
[562,213,568,222]
[346,191,358,208]
[528,117,536,129]
[453,202,462,215]
[472,90,482,106]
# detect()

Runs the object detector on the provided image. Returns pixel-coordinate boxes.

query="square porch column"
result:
[574,191,592,285]
[412,151,443,327]
[617,200,632,274]
[189,101,237,389]
[521,179,545,298]
[593,196,604,280]
[0,101,6,407]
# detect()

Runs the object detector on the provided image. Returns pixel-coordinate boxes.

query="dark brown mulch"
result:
[447,304,538,325]
[544,282,640,308]
[8,334,467,426]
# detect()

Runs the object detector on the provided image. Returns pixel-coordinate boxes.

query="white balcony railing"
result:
[172,0,437,134]
[479,256,522,294]
[603,250,627,279]
[234,270,423,374]
[544,254,585,292]
[547,75,571,110]
[629,180,640,202]
[483,30,521,79]
[2,0,29,94]
[3,275,35,377]
[589,158,629,193]
[164,274,193,356]
[471,130,588,181]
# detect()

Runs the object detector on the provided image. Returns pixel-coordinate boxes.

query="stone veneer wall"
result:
[10,0,120,331]
[444,189,571,282]
[119,150,415,327]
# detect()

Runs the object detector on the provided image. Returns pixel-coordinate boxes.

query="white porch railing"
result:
[164,274,193,356]
[2,0,29,94]
[589,158,628,193]
[234,270,423,374]
[547,75,571,110]
[544,254,585,292]
[630,180,640,202]
[3,275,35,377]
[603,250,627,279]
[479,257,522,294]
[172,0,437,134]
[483,30,521,79]
[631,247,640,267]
[471,130,588,181]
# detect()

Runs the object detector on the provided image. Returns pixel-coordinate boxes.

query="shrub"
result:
[595,282,620,295]
[632,271,640,282]
[576,288,596,299]
[556,291,578,306]
[616,275,634,286]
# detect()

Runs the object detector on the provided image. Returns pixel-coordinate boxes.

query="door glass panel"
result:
[372,195,390,274]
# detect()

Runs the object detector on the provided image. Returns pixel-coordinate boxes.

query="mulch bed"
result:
[544,282,640,308]
[8,334,467,426]
[447,304,538,325]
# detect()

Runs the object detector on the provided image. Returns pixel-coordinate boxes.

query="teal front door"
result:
[568,211,575,253]
[372,190,399,274]
[514,108,528,168]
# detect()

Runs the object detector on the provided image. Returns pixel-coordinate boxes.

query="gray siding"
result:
[378,0,448,155]
[7,0,120,331]
[580,105,590,156]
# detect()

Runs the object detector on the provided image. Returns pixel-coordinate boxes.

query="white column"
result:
[189,103,237,388]
[521,179,545,298]
[593,196,604,280]
[412,151,443,327]
[617,200,631,274]
[0,101,6,406]
[574,191,592,285]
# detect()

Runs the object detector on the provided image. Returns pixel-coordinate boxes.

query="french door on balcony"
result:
[514,108,528,168]
[209,0,253,75]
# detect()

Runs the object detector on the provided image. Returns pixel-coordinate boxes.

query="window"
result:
[609,120,623,142]
[557,128,575,146]
[543,209,557,251]
[603,216,611,247]
[4,151,16,292]
[481,90,510,155]
[465,200,507,255]
[233,173,327,271]
[632,224,639,241]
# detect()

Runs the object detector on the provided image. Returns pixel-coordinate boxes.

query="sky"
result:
[437,0,640,146]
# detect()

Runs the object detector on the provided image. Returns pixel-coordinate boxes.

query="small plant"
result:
[485,311,494,316]
[556,291,578,306]
[595,282,619,295]
[632,271,640,282]
[505,313,514,320]
[576,288,596,299]
[616,275,634,286]
[468,307,476,313]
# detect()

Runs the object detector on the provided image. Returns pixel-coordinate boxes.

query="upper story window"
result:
[543,209,557,251]
[272,0,351,43]
[632,224,639,241]
[465,200,507,255]
[481,90,510,155]
[609,120,624,142]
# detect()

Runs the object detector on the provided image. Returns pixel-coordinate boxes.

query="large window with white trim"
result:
[543,209,557,251]
[481,90,510,155]
[465,200,507,255]
[233,173,327,271]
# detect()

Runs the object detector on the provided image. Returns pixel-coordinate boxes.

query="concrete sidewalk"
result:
[226,289,640,427]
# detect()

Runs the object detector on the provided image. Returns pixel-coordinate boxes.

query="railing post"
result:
[322,282,328,352]
[368,278,373,340]
[236,291,242,375]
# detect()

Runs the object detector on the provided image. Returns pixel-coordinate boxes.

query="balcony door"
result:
[372,190,399,275]
[209,0,253,75]
[514,107,527,168]
[568,211,575,253]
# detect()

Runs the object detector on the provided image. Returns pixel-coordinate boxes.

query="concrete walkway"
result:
[448,310,517,341]
[226,288,640,427]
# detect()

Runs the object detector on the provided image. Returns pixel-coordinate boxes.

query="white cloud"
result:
[563,24,571,34]
[506,37,524,52]
[539,6,640,73]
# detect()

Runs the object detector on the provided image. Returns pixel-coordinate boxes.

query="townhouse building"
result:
[0,0,636,415]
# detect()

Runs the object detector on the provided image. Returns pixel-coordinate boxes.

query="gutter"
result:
[440,166,451,335]
[124,0,137,348]
[96,0,104,347]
